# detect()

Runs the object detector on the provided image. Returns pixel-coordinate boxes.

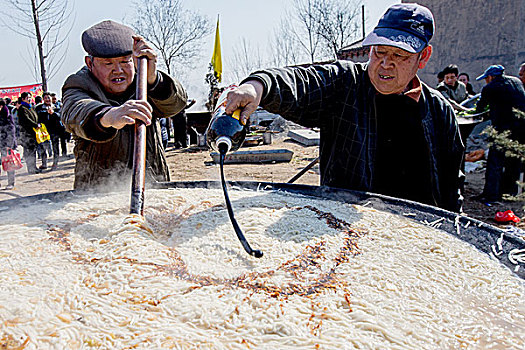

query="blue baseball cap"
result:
[362,3,434,53]
[476,65,505,81]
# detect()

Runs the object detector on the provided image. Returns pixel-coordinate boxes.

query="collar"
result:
[21,101,31,108]
[403,76,422,102]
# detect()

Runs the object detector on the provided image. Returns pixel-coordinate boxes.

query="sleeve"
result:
[147,71,188,119]
[436,85,452,100]
[61,86,118,143]
[242,61,357,128]
[440,102,465,212]
[475,86,490,115]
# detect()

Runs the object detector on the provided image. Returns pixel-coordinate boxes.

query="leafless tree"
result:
[2,0,74,92]
[291,0,325,64]
[271,0,364,64]
[131,0,213,77]
[229,37,265,82]
[270,19,301,67]
[313,0,363,59]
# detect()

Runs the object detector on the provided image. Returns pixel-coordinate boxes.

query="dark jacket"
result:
[476,74,525,137]
[35,103,64,136]
[16,103,39,147]
[61,67,187,189]
[247,61,464,211]
[0,105,16,149]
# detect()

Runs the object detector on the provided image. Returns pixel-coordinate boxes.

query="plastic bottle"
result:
[206,84,247,154]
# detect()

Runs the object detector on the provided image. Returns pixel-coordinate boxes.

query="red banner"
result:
[0,83,43,103]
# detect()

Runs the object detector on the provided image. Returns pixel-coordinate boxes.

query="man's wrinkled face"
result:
[86,55,135,95]
[444,73,457,87]
[43,95,52,105]
[367,45,430,95]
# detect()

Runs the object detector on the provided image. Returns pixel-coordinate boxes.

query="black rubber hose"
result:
[219,144,263,258]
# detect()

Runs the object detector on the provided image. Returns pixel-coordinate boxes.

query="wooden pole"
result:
[362,5,365,39]
[130,57,148,215]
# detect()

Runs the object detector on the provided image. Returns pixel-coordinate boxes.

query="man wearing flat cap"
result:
[61,20,187,189]
[225,3,464,211]
[474,65,525,203]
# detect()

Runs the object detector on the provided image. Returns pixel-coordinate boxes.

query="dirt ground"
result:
[1,136,523,229]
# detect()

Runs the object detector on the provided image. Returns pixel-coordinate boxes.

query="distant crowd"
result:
[435,63,525,110]
[0,91,70,189]
[434,62,525,204]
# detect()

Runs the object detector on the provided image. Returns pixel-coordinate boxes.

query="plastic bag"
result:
[33,124,51,144]
[1,148,23,171]
[494,210,521,224]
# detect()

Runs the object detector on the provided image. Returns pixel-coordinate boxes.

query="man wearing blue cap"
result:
[225,3,464,211]
[474,65,525,202]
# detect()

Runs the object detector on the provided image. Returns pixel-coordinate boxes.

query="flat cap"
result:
[82,20,135,58]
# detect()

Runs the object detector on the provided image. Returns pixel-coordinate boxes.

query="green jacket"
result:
[61,67,187,189]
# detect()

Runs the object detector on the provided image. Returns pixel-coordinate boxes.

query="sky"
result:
[0,0,398,106]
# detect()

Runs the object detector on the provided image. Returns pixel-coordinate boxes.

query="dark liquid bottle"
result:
[206,85,247,154]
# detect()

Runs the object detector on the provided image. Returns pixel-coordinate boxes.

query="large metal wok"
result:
[2,181,523,280]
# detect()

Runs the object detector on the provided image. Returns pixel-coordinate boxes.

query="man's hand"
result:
[224,80,264,125]
[100,100,153,130]
[133,35,157,85]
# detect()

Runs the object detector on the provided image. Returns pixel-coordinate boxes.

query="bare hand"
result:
[224,80,264,125]
[100,100,153,129]
[133,35,157,85]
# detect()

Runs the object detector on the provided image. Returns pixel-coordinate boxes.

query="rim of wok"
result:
[0,180,523,280]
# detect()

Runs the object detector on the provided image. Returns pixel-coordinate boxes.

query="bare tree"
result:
[2,0,74,91]
[313,0,363,59]
[229,37,265,82]
[270,19,301,67]
[272,0,363,64]
[291,0,324,63]
[131,0,213,76]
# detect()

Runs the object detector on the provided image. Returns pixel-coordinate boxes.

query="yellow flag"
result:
[211,16,222,82]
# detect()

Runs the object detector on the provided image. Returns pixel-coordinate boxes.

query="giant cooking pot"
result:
[1,181,523,280]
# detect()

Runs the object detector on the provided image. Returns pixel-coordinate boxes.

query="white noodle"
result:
[0,188,523,349]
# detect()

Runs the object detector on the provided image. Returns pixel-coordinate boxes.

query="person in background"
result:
[16,92,40,174]
[171,98,196,148]
[436,70,444,86]
[36,92,63,169]
[225,3,464,212]
[51,92,70,157]
[0,98,17,189]
[34,95,42,106]
[437,64,469,111]
[5,98,20,140]
[4,97,15,115]
[159,117,169,149]
[519,63,525,86]
[458,72,475,96]
[61,20,187,189]
[50,93,62,110]
[474,64,525,203]
[34,95,53,170]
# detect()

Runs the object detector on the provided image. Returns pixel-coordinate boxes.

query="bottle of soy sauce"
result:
[206,85,247,155]
[205,84,263,258]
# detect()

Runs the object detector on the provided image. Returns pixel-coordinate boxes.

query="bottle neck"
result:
[216,136,232,154]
